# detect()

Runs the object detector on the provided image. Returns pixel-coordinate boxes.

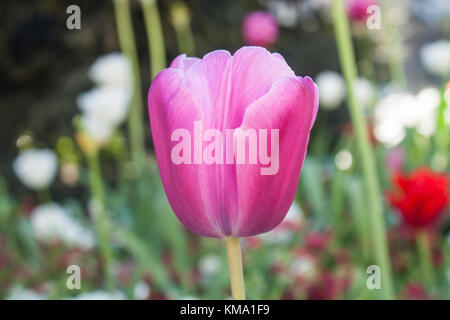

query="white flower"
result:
[88,53,133,91]
[354,77,375,110]
[372,88,440,146]
[74,290,125,300]
[8,287,46,300]
[414,87,441,137]
[420,40,450,78]
[133,281,151,300]
[374,118,406,147]
[315,71,346,110]
[81,113,114,145]
[13,149,58,190]
[268,0,298,27]
[199,254,221,278]
[290,254,317,279]
[77,87,131,127]
[335,149,353,171]
[30,203,95,250]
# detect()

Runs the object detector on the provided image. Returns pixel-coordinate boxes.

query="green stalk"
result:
[140,0,167,79]
[332,0,394,299]
[170,1,196,56]
[348,179,371,262]
[113,0,146,170]
[174,22,196,57]
[380,0,407,87]
[225,237,246,300]
[416,231,435,290]
[87,152,114,291]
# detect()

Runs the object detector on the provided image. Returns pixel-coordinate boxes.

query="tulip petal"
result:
[149,68,223,237]
[233,76,318,236]
[170,54,201,72]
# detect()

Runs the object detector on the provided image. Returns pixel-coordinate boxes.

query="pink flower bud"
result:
[242,11,279,48]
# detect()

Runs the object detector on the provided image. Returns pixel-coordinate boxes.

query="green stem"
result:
[348,179,371,262]
[140,0,167,79]
[380,0,407,87]
[225,237,245,300]
[175,25,196,57]
[332,0,394,299]
[87,152,114,291]
[113,0,146,170]
[416,231,435,290]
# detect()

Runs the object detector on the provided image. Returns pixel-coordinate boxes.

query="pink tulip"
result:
[242,11,279,48]
[148,46,318,238]
[347,0,376,22]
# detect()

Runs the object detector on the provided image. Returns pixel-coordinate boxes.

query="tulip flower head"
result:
[148,46,318,238]
[242,11,279,48]
[387,167,450,228]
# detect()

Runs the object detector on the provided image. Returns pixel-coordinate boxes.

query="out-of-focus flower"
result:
[315,71,346,110]
[7,287,46,300]
[266,0,331,28]
[80,113,114,146]
[77,87,130,127]
[148,47,318,237]
[30,203,95,250]
[347,0,377,22]
[60,162,79,186]
[335,149,353,171]
[414,87,441,137]
[88,52,132,91]
[354,77,375,109]
[77,52,132,149]
[411,0,450,27]
[373,118,406,147]
[420,40,450,78]
[386,168,450,228]
[242,11,279,48]
[400,282,429,300]
[16,134,33,149]
[306,272,342,300]
[267,1,298,27]
[133,281,151,300]
[306,231,332,251]
[373,88,440,147]
[13,149,58,190]
[199,254,222,278]
[290,252,317,280]
[260,202,304,244]
[74,290,125,300]
[385,147,405,173]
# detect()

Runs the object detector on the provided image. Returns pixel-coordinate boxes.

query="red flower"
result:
[386,167,449,228]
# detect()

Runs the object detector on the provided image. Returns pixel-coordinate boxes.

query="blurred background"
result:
[0,0,449,299]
